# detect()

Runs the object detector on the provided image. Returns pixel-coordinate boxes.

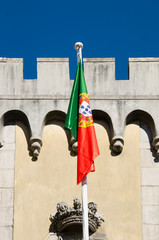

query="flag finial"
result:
[74,42,83,50]
[74,42,83,64]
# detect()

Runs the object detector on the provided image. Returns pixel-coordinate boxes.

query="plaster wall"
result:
[13,122,142,240]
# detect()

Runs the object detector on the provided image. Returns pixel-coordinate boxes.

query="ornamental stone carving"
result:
[30,136,43,157]
[50,198,104,233]
[111,136,124,153]
[70,136,78,153]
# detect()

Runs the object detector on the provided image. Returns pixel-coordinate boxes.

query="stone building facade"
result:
[0,57,159,240]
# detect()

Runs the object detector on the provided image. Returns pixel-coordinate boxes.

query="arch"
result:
[92,109,114,142]
[42,110,67,136]
[125,109,156,138]
[42,110,73,153]
[1,110,32,145]
[43,110,66,126]
[43,110,113,137]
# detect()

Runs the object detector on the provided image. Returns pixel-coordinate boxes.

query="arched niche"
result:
[44,110,66,125]
[42,110,72,153]
[92,110,114,144]
[125,110,156,138]
[0,110,31,148]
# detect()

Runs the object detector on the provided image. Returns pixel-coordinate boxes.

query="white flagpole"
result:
[81,176,89,240]
[74,42,89,240]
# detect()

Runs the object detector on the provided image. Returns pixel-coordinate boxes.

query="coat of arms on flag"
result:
[79,93,94,128]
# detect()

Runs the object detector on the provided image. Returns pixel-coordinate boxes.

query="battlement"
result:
[84,57,159,98]
[0,57,159,98]
[0,58,71,97]
[0,57,159,158]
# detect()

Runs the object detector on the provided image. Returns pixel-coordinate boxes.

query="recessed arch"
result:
[125,109,156,138]
[1,110,31,144]
[42,110,72,152]
[42,110,67,137]
[92,109,114,142]
[43,110,66,126]
[3,110,30,127]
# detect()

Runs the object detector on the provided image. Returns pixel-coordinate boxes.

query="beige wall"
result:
[13,121,142,240]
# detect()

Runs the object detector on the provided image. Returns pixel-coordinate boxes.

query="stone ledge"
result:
[83,58,115,62]
[129,57,159,62]
[0,58,7,62]
[37,58,69,62]
[0,58,23,63]
[1,95,159,100]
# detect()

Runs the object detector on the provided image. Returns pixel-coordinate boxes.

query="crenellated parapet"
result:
[0,57,159,157]
[84,58,159,155]
[0,58,72,96]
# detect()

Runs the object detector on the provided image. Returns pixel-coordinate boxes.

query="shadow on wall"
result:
[140,122,159,163]
[3,109,159,165]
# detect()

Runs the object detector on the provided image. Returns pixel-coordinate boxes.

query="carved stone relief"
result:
[46,198,108,240]
[49,198,104,233]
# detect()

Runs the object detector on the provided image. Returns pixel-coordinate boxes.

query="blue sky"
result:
[0,0,159,79]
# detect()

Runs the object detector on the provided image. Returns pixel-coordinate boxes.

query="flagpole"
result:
[74,42,89,240]
[81,176,89,240]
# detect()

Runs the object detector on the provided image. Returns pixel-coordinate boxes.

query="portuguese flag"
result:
[65,60,100,184]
